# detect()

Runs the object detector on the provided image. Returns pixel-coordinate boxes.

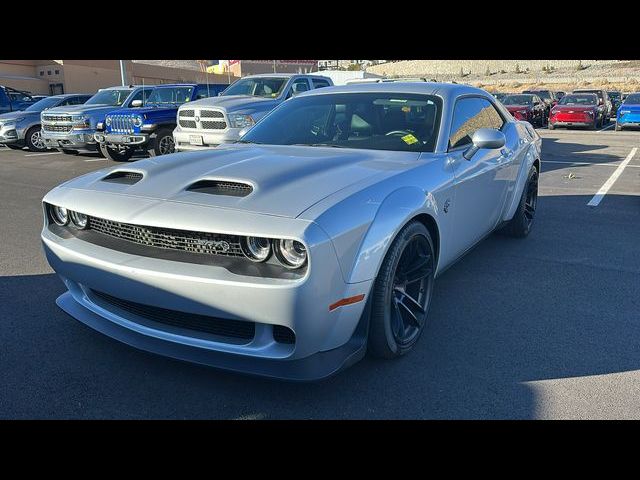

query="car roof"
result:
[296,81,489,100]
[241,73,330,79]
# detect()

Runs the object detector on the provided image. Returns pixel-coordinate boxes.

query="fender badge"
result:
[443,199,451,213]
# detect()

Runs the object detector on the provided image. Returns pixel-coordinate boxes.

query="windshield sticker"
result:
[401,134,418,145]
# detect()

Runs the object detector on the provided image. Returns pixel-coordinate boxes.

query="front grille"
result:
[201,120,227,130]
[179,109,194,117]
[42,124,72,133]
[43,115,72,123]
[200,110,224,118]
[87,216,245,257]
[91,289,255,340]
[179,119,197,129]
[109,115,135,134]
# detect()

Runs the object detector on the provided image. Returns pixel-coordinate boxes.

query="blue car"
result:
[94,83,227,161]
[615,93,640,131]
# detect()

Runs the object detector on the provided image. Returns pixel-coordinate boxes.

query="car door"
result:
[447,96,513,257]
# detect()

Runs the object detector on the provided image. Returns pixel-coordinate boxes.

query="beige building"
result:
[207,60,318,77]
[0,60,236,95]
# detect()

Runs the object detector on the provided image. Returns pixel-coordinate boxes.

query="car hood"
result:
[619,103,640,112]
[0,110,39,121]
[44,104,124,115]
[62,144,420,218]
[106,105,177,116]
[197,95,280,113]
[554,105,595,111]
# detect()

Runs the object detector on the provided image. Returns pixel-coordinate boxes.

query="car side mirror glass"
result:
[463,128,506,160]
[131,99,143,107]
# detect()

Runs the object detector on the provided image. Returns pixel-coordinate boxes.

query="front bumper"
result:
[173,127,242,151]
[617,113,640,128]
[42,129,99,152]
[40,197,372,381]
[94,132,150,147]
[0,123,25,144]
[549,118,593,128]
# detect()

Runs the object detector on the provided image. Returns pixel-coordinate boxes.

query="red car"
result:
[548,93,602,130]
[501,94,547,127]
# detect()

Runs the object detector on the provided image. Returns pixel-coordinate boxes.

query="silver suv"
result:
[173,74,333,151]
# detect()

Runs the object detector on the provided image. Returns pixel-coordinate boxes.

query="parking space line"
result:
[84,158,107,162]
[598,124,614,132]
[587,147,638,207]
[24,152,62,157]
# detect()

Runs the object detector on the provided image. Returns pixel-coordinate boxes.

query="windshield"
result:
[222,77,288,98]
[608,91,620,100]
[24,96,62,112]
[145,86,194,105]
[525,90,550,100]
[85,89,133,106]
[624,93,640,104]
[241,92,442,153]
[502,95,534,106]
[559,94,597,106]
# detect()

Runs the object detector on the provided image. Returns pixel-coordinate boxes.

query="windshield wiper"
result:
[290,143,347,148]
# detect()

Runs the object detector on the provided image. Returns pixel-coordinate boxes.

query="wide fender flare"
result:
[503,141,540,222]
[347,186,439,284]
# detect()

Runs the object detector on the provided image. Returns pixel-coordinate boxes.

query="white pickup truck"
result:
[173,73,333,151]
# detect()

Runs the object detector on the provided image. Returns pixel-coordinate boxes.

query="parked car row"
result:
[491,88,640,131]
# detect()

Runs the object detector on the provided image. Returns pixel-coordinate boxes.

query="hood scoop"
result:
[186,180,253,197]
[102,171,143,185]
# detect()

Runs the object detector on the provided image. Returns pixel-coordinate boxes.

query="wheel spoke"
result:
[392,300,405,338]
[397,299,422,327]
[402,292,426,314]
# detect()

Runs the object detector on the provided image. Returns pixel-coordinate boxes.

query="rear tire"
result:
[147,128,175,157]
[25,126,47,152]
[100,143,133,162]
[500,165,539,238]
[368,221,435,359]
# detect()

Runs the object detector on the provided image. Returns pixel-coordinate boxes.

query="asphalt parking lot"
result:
[1,126,639,420]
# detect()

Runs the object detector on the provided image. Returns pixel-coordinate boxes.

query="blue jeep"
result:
[95,83,227,161]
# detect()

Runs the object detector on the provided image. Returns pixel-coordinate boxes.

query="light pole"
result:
[119,60,128,86]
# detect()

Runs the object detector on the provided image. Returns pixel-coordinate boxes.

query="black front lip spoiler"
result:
[56,291,368,382]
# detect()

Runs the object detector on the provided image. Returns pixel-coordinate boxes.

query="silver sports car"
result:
[41,82,542,380]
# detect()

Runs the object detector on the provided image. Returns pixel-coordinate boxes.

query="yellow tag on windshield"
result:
[401,134,418,145]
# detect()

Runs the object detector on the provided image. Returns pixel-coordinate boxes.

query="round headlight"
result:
[51,205,69,226]
[276,239,307,269]
[70,211,88,229]
[105,117,112,126]
[132,116,143,127]
[241,236,271,262]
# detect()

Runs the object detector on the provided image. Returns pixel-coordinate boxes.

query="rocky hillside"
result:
[367,60,640,92]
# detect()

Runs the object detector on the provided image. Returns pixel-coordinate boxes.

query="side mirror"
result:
[131,99,143,107]
[463,128,506,160]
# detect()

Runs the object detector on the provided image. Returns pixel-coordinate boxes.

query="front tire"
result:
[25,126,47,152]
[368,221,435,359]
[100,144,133,162]
[501,165,539,238]
[147,128,175,157]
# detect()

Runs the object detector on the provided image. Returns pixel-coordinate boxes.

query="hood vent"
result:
[187,180,253,197]
[102,171,143,185]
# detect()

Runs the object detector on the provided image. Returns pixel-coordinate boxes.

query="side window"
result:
[287,79,310,98]
[129,89,153,105]
[448,97,505,150]
[194,85,213,100]
[312,79,331,89]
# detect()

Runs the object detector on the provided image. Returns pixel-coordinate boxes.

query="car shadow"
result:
[539,137,621,173]
[2,193,640,419]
